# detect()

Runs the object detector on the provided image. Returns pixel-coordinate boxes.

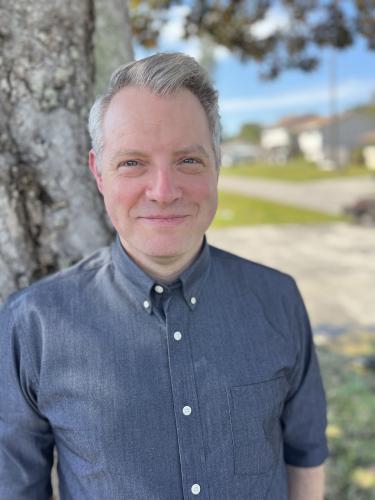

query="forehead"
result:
[102,86,211,149]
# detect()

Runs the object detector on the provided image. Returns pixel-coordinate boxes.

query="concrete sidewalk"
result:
[207,222,375,333]
[219,175,375,215]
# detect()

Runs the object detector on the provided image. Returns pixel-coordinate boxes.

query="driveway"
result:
[207,222,375,333]
[219,175,375,215]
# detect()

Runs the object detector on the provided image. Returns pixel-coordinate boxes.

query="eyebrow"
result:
[109,149,147,164]
[174,144,210,160]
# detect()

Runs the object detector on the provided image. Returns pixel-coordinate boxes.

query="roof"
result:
[277,114,319,128]
[359,131,375,145]
[292,116,331,133]
[263,114,325,133]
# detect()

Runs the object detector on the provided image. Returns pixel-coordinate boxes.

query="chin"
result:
[142,244,187,260]
[139,235,198,260]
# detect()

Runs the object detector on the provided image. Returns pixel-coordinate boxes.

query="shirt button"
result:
[174,331,182,341]
[191,483,201,495]
[143,300,150,309]
[182,405,192,416]
[190,296,197,305]
[154,285,164,294]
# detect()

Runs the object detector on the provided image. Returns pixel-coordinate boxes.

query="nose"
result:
[145,166,182,204]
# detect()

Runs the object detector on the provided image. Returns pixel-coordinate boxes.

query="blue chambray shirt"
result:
[0,236,328,500]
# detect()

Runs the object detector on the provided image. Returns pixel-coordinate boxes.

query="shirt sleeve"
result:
[0,299,54,499]
[281,281,329,468]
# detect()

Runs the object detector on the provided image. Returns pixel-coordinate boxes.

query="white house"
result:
[261,115,320,163]
[361,131,375,170]
[297,111,375,168]
[221,140,261,167]
[261,127,290,150]
[297,117,330,164]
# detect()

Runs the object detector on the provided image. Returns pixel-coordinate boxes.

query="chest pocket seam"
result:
[228,376,287,476]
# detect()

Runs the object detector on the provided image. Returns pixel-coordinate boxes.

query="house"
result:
[295,117,330,164]
[221,140,261,167]
[260,115,319,163]
[361,131,375,170]
[297,110,375,168]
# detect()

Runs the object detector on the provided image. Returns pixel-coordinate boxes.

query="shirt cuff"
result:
[284,444,330,468]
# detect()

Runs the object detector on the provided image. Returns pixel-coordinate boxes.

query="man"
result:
[0,53,328,499]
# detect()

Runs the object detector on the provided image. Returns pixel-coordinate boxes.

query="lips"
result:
[139,215,188,219]
[137,214,190,225]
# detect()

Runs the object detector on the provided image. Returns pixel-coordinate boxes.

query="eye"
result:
[116,159,146,176]
[179,157,205,174]
[118,160,139,168]
[182,158,200,164]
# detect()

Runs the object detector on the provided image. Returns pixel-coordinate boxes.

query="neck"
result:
[119,237,203,284]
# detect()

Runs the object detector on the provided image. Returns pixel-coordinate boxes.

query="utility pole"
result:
[329,47,340,169]
[329,0,341,170]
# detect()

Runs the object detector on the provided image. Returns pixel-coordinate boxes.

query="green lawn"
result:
[212,191,345,228]
[316,331,375,499]
[221,159,372,182]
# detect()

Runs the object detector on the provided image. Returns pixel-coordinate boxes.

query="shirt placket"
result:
[164,291,209,499]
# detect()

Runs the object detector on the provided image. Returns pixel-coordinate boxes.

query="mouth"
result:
[137,215,190,225]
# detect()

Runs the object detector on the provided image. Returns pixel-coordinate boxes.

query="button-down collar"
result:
[179,238,211,310]
[111,235,211,313]
[111,236,156,314]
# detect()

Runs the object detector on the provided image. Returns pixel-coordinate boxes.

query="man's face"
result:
[89,86,218,271]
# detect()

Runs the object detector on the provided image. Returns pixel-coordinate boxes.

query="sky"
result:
[134,5,375,137]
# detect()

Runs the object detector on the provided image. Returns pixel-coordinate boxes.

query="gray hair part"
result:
[88,52,221,170]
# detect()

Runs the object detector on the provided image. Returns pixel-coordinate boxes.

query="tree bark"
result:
[0,0,113,303]
[112,0,134,63]
[94,0,134,93]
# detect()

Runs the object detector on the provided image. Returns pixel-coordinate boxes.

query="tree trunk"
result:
[0,0,113,303]
[94,0,134,93]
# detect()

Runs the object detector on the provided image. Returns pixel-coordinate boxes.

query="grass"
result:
[316,331,375,499]
[212,191,346,228]
[221,159,373,182]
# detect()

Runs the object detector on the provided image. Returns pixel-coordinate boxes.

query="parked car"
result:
[344,196,375,225]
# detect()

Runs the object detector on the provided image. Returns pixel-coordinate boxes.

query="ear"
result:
[88,149,104,194]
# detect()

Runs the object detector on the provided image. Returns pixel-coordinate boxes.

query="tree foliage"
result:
[236,122,262,144]
[128,0,375,78]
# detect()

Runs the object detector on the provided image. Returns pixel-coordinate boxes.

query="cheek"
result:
[186,171,212,194]
[193,178,218,211]
[207,191,218,222]
[211,190,218,214]
[184,178,218,228]
[103,177,139,213]
[102,180,142,232]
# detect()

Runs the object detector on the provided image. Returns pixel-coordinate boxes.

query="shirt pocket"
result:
[228,376,287,476]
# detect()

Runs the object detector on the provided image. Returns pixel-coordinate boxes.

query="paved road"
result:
[219,175,375,215]
[207,222,375,333]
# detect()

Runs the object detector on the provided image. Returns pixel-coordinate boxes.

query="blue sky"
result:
[134,5,375,136]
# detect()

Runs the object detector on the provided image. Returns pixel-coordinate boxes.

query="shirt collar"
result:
[179,238,211,310]
[111,235,211,313]
[111,235,155,314]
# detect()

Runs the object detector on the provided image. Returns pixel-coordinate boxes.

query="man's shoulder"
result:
[209,244,297,292]
[3,245,113,312]
[210,245,294,282]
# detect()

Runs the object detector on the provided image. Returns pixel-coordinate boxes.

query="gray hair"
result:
[88,52,221,170]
